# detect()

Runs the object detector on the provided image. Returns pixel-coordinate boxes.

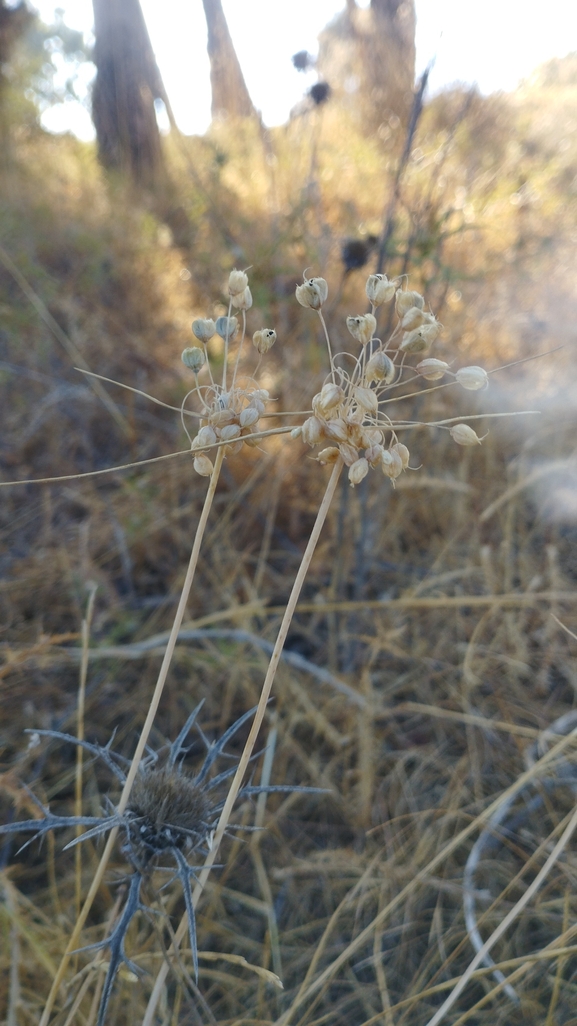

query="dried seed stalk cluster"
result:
[293,272,490,486]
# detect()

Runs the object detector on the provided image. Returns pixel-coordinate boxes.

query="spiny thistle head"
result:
[0,706,326,1026]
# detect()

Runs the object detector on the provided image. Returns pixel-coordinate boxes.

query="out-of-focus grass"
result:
[2,58,577,1025]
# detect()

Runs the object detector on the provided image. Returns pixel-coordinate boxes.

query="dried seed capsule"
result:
[194,454,214,476]
[365,274,396,306]
[348,457,369,486]
[219,423,241,442]
[215,316,239,341]
[338,442,359,466]
[325,419,349,443]
[399,328,431,354]
[449,423,484,446]
[318,383,345,414]
[228,268,249,297]
[456,366,489,391]
[181,346,205,373]
[366,351,395,384]
[295,277,328,309]
[391,442,410,468]
[210,408,235,427]
[353,386,378,414]
[239,407,260,428]
[346,313,377,346]
[316,446,341,464]
[192,318,216,343]
[381,448,403,479]
[365,443,384,466]
[419,318,441,344]
[302,416,325,446]
[416,358,449,381]
[192,425,217,450]
[361,426,383,447]
[401,306,427,331]
[231,285,253,311]
[396,290,424,317]
[252,329,277,354]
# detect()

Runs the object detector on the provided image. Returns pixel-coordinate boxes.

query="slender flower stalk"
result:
[39,447,224,1026]
[141,457,344,1026]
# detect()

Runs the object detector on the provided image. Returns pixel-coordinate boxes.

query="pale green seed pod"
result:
[182,347,205,373]
[215,316,239,341]
[192,318,216,343]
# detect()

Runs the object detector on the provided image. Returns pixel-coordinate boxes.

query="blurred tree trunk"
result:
[318,0,416,136]
[91,0,167,187]
[0,1,32,157]
[201,0,255,119]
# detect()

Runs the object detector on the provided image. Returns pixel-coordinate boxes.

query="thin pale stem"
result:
[74,585,97,923]
[423,802,577,1026]
[222,299,233,390]
[38,447,224,1026]
[317,310,335,382]
[141,458,344,1026]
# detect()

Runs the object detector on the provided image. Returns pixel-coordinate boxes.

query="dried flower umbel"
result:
[1,706,324,1026]
[184,269,283,475]
[292,272,494,486]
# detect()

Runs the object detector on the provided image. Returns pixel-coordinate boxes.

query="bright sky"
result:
[34,0,577,139]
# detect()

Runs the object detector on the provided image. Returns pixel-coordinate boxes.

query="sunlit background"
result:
[33,0,577,139]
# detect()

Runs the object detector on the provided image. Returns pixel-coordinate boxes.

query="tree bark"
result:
[201,0,255,120]
[91,0,167,187]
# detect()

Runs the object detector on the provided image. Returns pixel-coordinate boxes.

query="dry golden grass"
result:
[2,61,577,1026]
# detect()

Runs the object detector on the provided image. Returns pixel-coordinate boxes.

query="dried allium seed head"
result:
[381,448,403,479]
[396,290,425,317]
[295,277,328,310]
[416,358,449,381]
[318,383,345,414]
[194,454,214,476]
[346,313,377,346]
[228,268,249,297]
[365,274,396,306]
[181,347,206,373]
[399,327,431,355]
[252,328,277,354]
[302,416,325,446]
[215,316,239,341]
[316,446,341,465]
[239,407,260,428]
[348,457,369,486]
[456,366,489,391]
[366,351,396,384]
[401,306,427,331]
[391,442,410,468]
[231,285,253,311]
[192,318,216,343]
[449,423,484,446]
[353,386,379,414]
